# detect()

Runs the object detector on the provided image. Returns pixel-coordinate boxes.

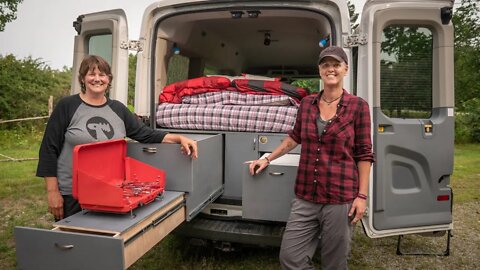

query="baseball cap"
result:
[318,46,348,65]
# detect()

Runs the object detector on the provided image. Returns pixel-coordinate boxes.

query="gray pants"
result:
[279,197,354,270]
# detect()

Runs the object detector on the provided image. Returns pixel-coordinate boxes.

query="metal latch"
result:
[424,124,433,134]
[343,34,367,48]
[120,40,144,52]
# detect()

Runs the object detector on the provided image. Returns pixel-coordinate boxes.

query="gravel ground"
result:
[349,201,480,270]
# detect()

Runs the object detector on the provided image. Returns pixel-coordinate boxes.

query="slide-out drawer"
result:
[15,191,185,270]
[128,133,223,221]
[242,154,299,222]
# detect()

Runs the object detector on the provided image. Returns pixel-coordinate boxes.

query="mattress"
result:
[156,103,298,132]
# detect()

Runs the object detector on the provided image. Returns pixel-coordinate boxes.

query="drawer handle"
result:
[54,243,74,250]
[142,147,157,153]
[269,172,284,176]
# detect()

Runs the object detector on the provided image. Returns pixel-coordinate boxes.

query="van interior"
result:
[153,8,332,88]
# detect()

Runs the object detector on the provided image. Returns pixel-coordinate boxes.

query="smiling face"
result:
[83,66,110,95]
[318,56,348,87]
[78,55,113,94]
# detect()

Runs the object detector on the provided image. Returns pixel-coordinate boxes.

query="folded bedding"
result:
[156,103,298,133]
[157,76,306,132]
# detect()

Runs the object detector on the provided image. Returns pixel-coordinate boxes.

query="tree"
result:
[452,0,480,110]
[0,55,71,122]
[128,53,137,106]
[0,0,23,32]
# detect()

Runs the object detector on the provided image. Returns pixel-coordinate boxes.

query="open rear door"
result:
[357,0,455,237]
[71,9,129,105]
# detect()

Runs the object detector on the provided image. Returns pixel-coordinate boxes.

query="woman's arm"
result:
[248,136,298,175]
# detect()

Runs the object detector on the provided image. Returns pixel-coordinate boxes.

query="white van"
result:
[16,0,455,268]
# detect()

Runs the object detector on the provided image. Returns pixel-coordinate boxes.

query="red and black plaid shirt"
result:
[288,89,374,204]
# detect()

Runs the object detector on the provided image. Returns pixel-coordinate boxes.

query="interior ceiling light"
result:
[231,11,244,19]
[247,10,261,18]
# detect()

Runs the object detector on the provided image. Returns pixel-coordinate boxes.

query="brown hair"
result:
[78,55,113,93]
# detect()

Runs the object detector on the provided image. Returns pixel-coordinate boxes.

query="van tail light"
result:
[437,195,450,201]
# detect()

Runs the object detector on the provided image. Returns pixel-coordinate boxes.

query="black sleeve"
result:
[109,100,167,143]
[36,95,81,177]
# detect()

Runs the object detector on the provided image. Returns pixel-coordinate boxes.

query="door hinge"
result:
[343,34,367,48]
[120,40,143,52]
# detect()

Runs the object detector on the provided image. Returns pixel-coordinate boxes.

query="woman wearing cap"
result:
[249,46,374,269]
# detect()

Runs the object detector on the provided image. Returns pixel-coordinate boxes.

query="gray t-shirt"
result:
[37,94,167,195]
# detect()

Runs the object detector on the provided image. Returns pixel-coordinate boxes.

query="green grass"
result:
[451,144,480,203]
[0,128,479,269]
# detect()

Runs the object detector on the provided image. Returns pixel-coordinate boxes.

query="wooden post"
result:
[48,96,53,116]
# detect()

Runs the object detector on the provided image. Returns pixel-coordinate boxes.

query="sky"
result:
[0,0,366,70]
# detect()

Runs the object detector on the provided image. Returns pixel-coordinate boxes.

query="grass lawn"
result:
[0,128,479,269]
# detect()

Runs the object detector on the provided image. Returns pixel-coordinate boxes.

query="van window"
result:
[291,79,321,94]
[380,26,433,118]
[166,54,189,85]
[88,34,113,65]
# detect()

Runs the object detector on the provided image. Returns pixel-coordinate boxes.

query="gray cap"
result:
[318,46,348,65]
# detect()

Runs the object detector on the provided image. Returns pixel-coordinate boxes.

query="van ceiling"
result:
[157,9,331,77]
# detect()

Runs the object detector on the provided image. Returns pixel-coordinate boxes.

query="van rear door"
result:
[71,9,129,105]
[357,0,455,237]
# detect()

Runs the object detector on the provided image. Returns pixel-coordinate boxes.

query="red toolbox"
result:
[72,139,166,213]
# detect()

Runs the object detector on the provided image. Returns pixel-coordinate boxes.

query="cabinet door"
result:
[242,154,299,222]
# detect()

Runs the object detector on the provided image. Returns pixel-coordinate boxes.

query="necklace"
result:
[321,94,342,105]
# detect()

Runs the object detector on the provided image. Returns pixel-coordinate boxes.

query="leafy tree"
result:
[0,0,23,32]
[379,26,433,118]
[0,55,71,123]
[128,53,137,106]
[452,0,480,110]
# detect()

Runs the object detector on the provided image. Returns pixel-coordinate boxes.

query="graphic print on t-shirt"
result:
[86,116,114,140]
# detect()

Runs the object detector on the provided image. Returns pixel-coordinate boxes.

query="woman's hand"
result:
[348,197,367,224]
[47,189,64,220]
[179,136,198,159]
[248,158,269,175]
[162,134,198,159]
[45,177,64,220]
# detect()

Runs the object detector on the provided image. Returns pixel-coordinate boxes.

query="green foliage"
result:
[0,0,22,32]
[453,0,480,110]
[291,79,320,93]
[128,53,137,106]
[455,98,480,143]
[380,26,433,118]
[0,54,71,124]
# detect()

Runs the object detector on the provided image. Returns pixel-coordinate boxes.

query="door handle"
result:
[269,172,284,176]
[142,147,157,153]
[54,243,74,250]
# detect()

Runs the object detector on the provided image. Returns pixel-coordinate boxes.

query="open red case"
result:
[72,139,166,213]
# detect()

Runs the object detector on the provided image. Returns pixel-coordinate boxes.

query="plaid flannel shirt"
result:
[288,89,374,204]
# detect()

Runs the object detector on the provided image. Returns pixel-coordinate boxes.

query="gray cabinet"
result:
[242,154,299,222]
[127,134,223,221]
[15,191,185,270]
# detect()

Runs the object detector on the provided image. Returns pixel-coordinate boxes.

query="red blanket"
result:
[159,76,309,104]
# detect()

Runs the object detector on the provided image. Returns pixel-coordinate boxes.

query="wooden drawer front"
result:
[242,154,299,222]
[15,227,124,270]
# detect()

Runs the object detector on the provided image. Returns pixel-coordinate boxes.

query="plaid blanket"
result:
[156,103,298,132]
[182,91,298,106]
